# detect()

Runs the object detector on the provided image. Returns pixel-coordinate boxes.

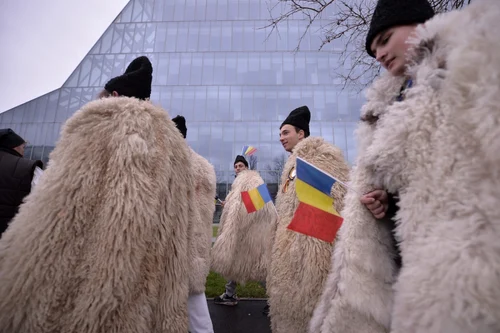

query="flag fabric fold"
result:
[241,183,272,213]
[287,157,343,242]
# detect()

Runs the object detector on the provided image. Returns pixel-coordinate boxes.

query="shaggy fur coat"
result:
[0,97,194,333]
[309,2,500,333]
[267,137,349,333]
[211,170,277,283]
[188,149,216,294]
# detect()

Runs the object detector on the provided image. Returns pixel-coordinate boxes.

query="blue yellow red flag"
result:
[287,157,343,242]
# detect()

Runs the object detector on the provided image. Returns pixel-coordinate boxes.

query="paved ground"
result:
[208,299,271,333]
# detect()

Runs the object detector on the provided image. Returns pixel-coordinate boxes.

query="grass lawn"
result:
[212,225,219,237]
[205,271,267,298]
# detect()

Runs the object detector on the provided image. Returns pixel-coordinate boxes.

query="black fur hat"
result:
[234,155,248,168]
[172,115,187,139]
[0,128,25,149]
[104,56,153,100]
[280,106,311,138]
[365,0,434,57]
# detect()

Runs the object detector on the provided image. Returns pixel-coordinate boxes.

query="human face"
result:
[14,142,27,157]
[234,162,247,175]
[280,124,304,153]
[371,25,417,76]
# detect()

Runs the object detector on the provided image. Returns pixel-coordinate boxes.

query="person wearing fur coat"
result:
[0,56,195,333]
[267,106,350,333]
[309,1,500,332]
[211,156,277,302]
[172,115,216,333]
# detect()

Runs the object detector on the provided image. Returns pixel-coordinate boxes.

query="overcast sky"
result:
[0,0,129,113]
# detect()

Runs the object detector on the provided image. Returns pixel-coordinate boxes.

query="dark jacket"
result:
[0,147,43,236]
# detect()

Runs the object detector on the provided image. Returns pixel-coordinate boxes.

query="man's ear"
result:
[298,129,305,140]
[112,91,120,97]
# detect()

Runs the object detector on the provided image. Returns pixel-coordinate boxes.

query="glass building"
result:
[0,0,363,220]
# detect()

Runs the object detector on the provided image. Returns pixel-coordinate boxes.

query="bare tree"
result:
[248,155,258,170]
[265,0,473,89]
[265,154,288,184]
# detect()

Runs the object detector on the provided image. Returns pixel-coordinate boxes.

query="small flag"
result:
[241,145,257,156]
[287,157,344,243]
[241,183,272,213]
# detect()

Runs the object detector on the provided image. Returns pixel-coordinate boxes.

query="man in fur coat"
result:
[0,56,195,333]
[211,156,276,303]
[310,1,500,332]
[172,115,216,333]
[267,106,349,333]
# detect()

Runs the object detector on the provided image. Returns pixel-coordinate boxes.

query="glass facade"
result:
[0,0,363,219]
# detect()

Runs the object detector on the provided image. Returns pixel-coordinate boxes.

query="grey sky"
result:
[0,0,129,113]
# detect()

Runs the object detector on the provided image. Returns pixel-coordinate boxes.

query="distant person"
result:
[212,154,276,315]
[0,128,43,237]
[213,155,249,306]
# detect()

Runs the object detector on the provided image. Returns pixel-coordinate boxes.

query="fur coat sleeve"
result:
[310,2,500,333]
[210,170,277,283]
[0,97,194,333]
[187,149,216,294]
[267,137,349,333]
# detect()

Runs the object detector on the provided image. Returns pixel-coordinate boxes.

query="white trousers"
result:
[188,292,214,333]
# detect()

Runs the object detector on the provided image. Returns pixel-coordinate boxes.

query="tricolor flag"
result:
[241,183,272,213]
[287,157,344,243]
[241,145,257,156]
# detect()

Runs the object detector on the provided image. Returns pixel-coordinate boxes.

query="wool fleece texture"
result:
[211,170,277,283]
[267,137,349,333]
[0,97,194,333]
[309,2,500,333]
[188,148,217,294]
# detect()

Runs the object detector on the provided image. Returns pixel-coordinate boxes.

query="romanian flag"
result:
[241,145,257,156]
[241,184,272,213]
[287,157,344,243]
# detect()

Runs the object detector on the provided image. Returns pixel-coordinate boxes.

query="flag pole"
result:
[272,202,279,218]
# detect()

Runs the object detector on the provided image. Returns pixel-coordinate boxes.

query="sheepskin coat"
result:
[0,97,194,333]
[211,170,277,283]
[267,137,349,333]
[188,148,217,294]
[309,2,500,333]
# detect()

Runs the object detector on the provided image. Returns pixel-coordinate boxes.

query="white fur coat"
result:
[211,170,277,283]
[0,97,194,333]
[310,1,500,333]
[188,149,216,294]
[268,137,349,333]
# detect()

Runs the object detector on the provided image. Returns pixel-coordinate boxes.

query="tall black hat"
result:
[280,106,311,138]
[104,56,153,100]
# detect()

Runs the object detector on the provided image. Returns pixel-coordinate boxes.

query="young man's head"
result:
[0,128,26,156]
[279,106,311,153]
[233,155,248,175]
[366,0,434,76]
[100,56,153,100]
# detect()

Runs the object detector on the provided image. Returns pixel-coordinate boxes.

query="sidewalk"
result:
[208,299,271,333]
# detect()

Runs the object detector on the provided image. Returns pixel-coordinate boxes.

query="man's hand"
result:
[360,190,389,219]
[221,200,226,207]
